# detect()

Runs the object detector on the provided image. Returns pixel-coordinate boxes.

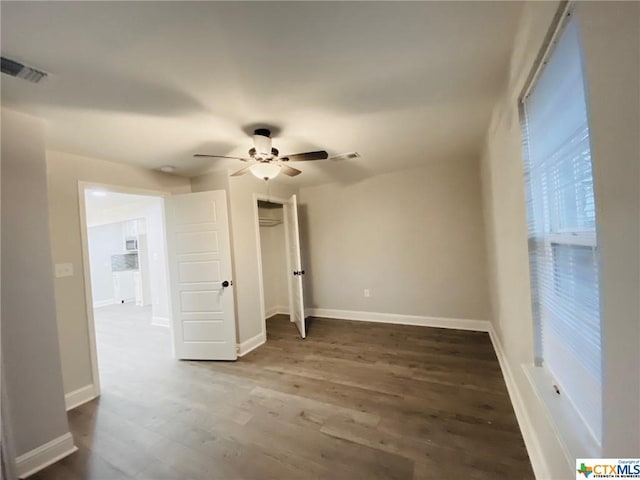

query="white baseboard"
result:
[65,384,98,411]
[237,331,266,357]
[306,308,490,332]
[277,305,289,315]
[265,306,290,319]
[151,316,170,328]
[93,298,117,308]
[488,324,549,480]
[16,432,77,479]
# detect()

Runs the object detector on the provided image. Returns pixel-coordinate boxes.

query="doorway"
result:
[254,193,306,339]
[81,184,172,394]
[257,200,288,316]
[81,186,239,396]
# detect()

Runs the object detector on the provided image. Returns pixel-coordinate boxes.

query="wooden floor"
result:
[33,304,533,479]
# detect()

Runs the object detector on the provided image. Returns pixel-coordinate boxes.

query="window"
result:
[521,14,602,444]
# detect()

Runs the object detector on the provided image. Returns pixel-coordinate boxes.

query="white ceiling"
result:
[1,1,523,186]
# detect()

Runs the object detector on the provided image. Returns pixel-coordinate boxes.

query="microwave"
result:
[125,237,138,251]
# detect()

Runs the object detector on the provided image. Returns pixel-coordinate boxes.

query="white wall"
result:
[141,203,171,324]
[298,159,491,321]
[46,150,191,395]
[137,233,152,307]
[480,2,639,477]
[87,222,125,305]
[1,109,71,458]
[258,208,288,316]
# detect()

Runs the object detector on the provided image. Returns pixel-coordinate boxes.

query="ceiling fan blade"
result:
[194,154,249,162]
[280,164,302,177]
[280,150,328,162]
[230,165,253,177]
[329,152,361,161]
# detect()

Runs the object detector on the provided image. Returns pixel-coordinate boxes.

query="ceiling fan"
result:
[194,129,355,181]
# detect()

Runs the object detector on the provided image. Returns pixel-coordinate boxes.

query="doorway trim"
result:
[77,181,172,407]
[1,353,17,480]
[252,193,289,350]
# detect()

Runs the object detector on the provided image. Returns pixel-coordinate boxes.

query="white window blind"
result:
[521,16,602,443]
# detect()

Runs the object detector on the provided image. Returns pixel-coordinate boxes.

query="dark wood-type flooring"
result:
[32,303,533,479]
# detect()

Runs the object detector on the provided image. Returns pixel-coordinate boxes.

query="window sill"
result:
[522,364,601,465]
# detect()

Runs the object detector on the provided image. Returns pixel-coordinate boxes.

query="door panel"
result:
[165,190,237,360]
[284,194,306,339]
[182,321,226,341]
[178,261,221,283]
[180,290,222,312]
[178,231,219,253]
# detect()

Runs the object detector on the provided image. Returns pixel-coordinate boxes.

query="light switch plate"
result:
[55,263,74,278]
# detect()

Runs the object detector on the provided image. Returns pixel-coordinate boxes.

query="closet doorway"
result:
[254,194,306,339]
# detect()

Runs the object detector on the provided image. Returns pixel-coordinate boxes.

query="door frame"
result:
[78,181,172,400]
[252,193,290,341]
[1,352,17,480]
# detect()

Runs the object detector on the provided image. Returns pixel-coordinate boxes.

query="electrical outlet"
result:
[364,289,371,298]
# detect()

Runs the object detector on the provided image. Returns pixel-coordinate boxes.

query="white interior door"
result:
[165,190,237,360]
[284,194,306,339]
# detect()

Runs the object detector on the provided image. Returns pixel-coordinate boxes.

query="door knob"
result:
[222,280,232,287]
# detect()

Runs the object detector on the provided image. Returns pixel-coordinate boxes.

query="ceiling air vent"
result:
[330,152,361,161]
[1,57,48,83]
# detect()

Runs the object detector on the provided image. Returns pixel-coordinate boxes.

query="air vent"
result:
[330,152,361,161]
[1,57,48,83]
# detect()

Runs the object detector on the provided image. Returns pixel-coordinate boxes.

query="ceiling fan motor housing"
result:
[253,128,272,156]
[249,146,279,161]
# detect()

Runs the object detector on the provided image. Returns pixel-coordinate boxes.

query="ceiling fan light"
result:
[250,162,280,180]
